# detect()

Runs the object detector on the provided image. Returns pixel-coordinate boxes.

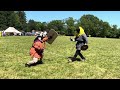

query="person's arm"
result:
[82,34,88,44]
[70,37,76,42]
[74,34,88,44]
[75,36,79,41]
[42,36,48,42]
[74,36,82,42]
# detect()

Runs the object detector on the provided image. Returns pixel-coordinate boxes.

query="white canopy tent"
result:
[4,27,21,36]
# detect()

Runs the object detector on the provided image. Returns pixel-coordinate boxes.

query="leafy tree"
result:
[110,25,118,38]
[79,14,102,37]
[27,19,37,32]
[40,22,48,31]
[16,11,27,31]
[35,22,42,31]
[47,20,65,34]
[116,28,120,38]
[65,17,76,36]
[98,21,111,37]
[0,11,7,30]
[0,11,20,30]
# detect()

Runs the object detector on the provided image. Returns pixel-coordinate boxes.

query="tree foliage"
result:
[65,17,76,36]
[0,11,119,38]
[47,20,65,34]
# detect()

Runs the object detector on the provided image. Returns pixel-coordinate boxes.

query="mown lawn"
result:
[0,36,120,79]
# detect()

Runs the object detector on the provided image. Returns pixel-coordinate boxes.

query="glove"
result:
[70,38,75,41]
[70,37,72,41]
[70,38,73,41]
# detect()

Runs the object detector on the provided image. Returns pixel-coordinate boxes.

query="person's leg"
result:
[73,50,79,58]
[25,57,38,67]
[78,50,86,61]
[70,50,79,62]
[37,58,43,64]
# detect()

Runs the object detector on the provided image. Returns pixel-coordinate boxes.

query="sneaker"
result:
[71,57,76,61]
[81,58,86,61]
[68,59,72,63]
[68,57,76,63]
[25,63,31,67]
[37,60,44,64]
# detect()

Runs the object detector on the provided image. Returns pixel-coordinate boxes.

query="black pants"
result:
[74,50,85,59]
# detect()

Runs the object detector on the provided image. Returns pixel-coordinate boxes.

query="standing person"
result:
[69,26,88,62]
[25,31,51,67]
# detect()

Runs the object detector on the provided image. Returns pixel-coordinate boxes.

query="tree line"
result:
[0,11,120,38]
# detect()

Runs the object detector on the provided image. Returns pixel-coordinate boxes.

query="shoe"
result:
[68,57,76,63]
[25,63,31,67]
[71,57,76,61]
[81,58,86,61]
[37,60,44,64]
[68,59,72,63]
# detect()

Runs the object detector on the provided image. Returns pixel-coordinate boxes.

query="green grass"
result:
[0,36,120,79]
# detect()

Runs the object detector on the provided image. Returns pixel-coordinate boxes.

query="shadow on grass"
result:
[25,60,44,67]
[68,56,82,62]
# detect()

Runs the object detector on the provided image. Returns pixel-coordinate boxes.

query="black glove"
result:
[48,36,52,39]
[70,37,73,41]
[70,38,73,41]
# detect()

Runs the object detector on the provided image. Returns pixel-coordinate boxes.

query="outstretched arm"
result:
[70,37,76,42]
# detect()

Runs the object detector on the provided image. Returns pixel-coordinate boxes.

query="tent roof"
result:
[4,27,21,33]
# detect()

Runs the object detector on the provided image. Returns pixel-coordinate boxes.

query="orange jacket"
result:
[42,36,48,49]
[30,36,48,59]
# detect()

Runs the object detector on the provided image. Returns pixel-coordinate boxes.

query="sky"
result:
[25,11,120,28]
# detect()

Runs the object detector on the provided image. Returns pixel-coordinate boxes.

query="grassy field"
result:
[0,36,120,79]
